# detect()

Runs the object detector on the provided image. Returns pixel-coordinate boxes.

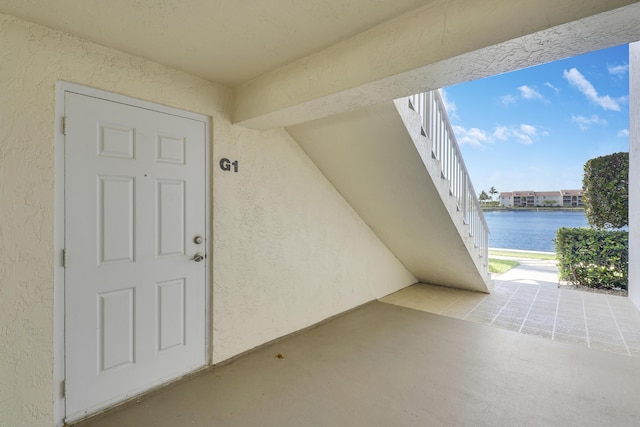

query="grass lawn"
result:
[488,249,556,260]
[488,258,520,274]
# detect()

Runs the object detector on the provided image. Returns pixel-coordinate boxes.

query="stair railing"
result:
[408,90,489,265]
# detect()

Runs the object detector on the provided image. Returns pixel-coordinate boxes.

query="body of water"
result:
[483,210,588,252]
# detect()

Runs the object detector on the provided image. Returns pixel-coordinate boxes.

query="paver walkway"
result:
[381,256,640,358]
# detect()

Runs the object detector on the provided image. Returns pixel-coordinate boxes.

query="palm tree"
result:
[479,190,489,204]
[489,186,498,201]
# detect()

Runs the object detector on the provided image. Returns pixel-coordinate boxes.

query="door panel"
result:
[64,92,207,421]
[98,175,135,264]
[98,287,135,372]
[157,278,186,351]
[157,179,186,256]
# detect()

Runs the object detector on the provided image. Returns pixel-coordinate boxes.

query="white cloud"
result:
[454,124,543,146]
[519,124,537,136]
[501,85,547,107]
[571,114,606,131]
[563,68,622,111]
[608,64,629,76]
[453,125,490,146]
[439,89,458,119]
[492,126,510,141]
[544,82,560,94]
[518,85,544,101]
[618,129,630,137]
[500,94,516,106]
[512,129,534,144]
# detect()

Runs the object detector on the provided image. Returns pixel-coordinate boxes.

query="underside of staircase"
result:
[287,93,492,293]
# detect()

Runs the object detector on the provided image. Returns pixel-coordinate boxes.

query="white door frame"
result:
[53,81,212,426]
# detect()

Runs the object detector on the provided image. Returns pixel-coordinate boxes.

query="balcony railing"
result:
[408,90,489,264]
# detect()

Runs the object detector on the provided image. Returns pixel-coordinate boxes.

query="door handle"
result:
[192,252,205,262]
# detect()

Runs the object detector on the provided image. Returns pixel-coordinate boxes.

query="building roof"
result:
[501,190,582,197]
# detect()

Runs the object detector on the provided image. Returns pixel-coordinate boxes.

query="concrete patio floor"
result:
[75,301,640,427]
[382,257,640,358]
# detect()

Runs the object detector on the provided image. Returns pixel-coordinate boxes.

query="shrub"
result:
[555,227,628,289]
[583,152,628,229]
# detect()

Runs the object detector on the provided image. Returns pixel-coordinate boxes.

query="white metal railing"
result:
[408,90,489,265]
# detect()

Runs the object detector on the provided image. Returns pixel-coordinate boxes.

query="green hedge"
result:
[555,227,628,290]
[583,152,628,229]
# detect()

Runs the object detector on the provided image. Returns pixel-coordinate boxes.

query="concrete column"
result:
[629,42,640,308]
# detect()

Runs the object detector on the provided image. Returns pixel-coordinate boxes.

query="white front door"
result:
[64,92,208,421]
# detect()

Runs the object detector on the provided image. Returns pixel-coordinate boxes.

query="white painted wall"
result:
[629,42,640,309]
[0,14,415,426]
[500,196,513,207]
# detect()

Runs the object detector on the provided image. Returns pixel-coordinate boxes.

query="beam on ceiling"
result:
[234,0,640,130]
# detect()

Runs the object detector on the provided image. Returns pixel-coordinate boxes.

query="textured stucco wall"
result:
[0,14,227,426]
[212,127,417,361]
[629,42,640,310]
[0,14,415,426]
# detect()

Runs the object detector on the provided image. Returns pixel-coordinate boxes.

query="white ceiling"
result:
[0,0,433,86]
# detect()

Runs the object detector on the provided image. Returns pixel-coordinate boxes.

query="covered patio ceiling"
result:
[1,1,639,129]
[0,0,435,86]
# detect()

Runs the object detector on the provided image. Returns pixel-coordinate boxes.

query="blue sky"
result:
[443,44,629,198]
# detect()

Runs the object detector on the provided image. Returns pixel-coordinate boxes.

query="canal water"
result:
[483,210,588,252]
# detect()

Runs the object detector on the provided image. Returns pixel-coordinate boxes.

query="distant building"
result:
[499,190,583,207]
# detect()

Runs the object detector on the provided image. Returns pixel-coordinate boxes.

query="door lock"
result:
[194,235,203,244]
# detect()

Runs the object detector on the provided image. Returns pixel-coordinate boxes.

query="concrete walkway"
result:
[382,255,640,358]
[491,255,560,285]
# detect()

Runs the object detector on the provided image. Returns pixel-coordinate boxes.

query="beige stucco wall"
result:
[212,126,417,361]
[0,14,415,426]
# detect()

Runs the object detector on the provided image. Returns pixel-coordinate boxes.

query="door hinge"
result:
[62,116,67,135]
[62,248,67,268]
[61,380,66,398]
